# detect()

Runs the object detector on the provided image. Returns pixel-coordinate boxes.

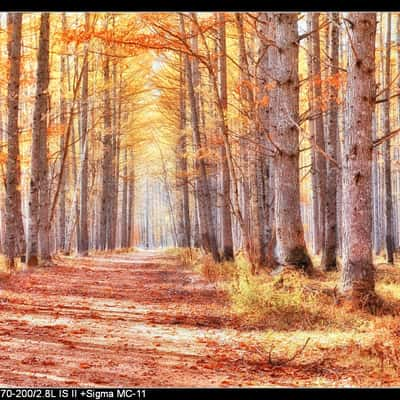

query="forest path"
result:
[0,250,375,387]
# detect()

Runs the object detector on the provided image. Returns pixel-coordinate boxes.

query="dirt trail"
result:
[0,250,376,387]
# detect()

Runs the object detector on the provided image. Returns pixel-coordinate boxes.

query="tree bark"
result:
[383,13,394,264]
[100,20,113,251]
[341,12,377,309]
[38,14,51,262]
[78,13,90,255]
[121,145,128,248]
[127,149,135,247]
[321,12,339,271]
[176,52,191,248]
[58,13,67,253]
[256,12,276,268]
[217,12,234,260]
[307,13,327,256]
[5,12,25,269]
[270,13,313,273]
[27,13,51,266]
[235,13,264,270]
[110,47,119,250]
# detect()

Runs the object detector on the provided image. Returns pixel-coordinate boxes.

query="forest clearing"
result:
[1,10,400,388]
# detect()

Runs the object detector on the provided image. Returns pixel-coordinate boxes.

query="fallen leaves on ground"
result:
[0,250,398,387]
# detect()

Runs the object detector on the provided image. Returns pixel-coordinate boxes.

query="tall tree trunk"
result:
[321,12,339,271]
[235,13,264,270]
[337,14,345,258]
[5,12,25,269]
[341,12,377,309]
[307,13,327,256]
[397,14,400,136]
[101,22,113,251]
[78,13,90,255]
[256,12,276,268]
[121,146,128,248]
[0,99,5,253]
[217,12,234,260]
[71,72,80,252]
[383,13,394,264]
[127,149,135,247]
[376,16,386,256]
[38,14,51,262]
[58,13,67,253]
[270,13,313,273]
[192,188,201,248]
[110,52,119,250]
[176,53,191,248]
[27,13,51,266]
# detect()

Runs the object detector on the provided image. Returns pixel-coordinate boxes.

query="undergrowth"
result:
[88,247,139,256]
[226,257,358,331]
[164,247,199,268]
[185,251,400,332]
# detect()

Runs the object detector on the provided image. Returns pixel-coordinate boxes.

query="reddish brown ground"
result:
[0,250,397,387]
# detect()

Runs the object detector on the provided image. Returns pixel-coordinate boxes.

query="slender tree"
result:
[217,12,234,260]
[235,13,264,270]
[307,13,327,255]
[78,13,90,255]
[256,12,276,268]
[58,13,67,253]
[321,12,339,271]
[176,52,191,248]
[383,13,394,264]
[100,17,113,250]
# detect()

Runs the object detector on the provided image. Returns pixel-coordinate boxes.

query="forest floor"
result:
[0,250,399,387]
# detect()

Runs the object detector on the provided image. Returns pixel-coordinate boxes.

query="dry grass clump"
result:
[195,254,238,282]
[376,264,400,286]
[164,247,201,268]
[86,247,138,256]
[110,247,139,254]
[191,253,400,331]
[0,254,25,277]
[227,261,353,331]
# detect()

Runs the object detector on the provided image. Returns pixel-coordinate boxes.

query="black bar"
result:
[0,388,399,400]
[2,1,400,12]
